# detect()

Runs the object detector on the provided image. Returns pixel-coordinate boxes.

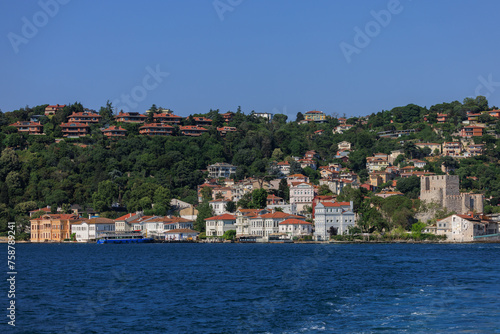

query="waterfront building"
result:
[278,219,313,237]
[314,201,355,241]
[30,214,80,242]
[205,214,237,237]
[114,212,144,232]
[435,214,497,242]
[71,218,115,242]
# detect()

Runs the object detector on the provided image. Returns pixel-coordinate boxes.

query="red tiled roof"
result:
[139,123,174,129]
[115,213,135,221]
[320,202,351,207]
[87,217,115,224]
[205,214,236,221]
[10,121,43,127]
[267,194,283,200]
[259,212,296,219]
[290,182,312,187]
[103,125,126,132]
[68,112,101,117]
[217,126,237,131]
[193,117,212,122]
[128,216,154,224]
[164,217,193,224]
[279,218,311,225]
[288,174,307,178]
[117,112,147,117]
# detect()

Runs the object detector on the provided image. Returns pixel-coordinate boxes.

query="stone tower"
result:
[420,174,483,214]
[420,175,459,206]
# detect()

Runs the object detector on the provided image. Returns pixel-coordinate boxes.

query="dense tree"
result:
[225,201,236,213]
[251,188,268,209]
[396,176,420,199]
[195,201,213,232]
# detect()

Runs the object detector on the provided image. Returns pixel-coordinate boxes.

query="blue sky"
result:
[1,0,499,119]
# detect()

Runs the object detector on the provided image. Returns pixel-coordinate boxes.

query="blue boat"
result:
[96,231,154,244]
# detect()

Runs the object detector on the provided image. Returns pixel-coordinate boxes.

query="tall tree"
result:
[99,100,114,125]
[194,201,213,232]
[147,104,157,123]
[296,112,304,122]
[251,188,268,209]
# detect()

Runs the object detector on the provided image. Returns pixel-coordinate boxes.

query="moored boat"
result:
[96,231,154,244]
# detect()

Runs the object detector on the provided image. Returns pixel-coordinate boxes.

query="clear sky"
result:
[1,0,499,119]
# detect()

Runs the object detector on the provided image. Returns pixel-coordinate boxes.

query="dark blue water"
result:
[3,243,500,333]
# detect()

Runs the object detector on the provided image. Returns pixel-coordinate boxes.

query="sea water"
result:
[7,243,500,333]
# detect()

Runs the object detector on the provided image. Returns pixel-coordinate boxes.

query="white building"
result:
[71,218,116,242]
[246,211,305,239]
[114,212,143,232]
[137,216,195,238]
[278,219,313,237]
[277,161,291,176]
[314,201,356,241]
[435,214,497,242]
[289,182,315,214]
[207,162,237,179]
[205,213,237,237]
[209,199,230,216]
[163,217,194,232]
[253,112,273,122]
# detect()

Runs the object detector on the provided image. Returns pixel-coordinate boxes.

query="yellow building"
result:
[304,110,326,123]
[30,214,81,242]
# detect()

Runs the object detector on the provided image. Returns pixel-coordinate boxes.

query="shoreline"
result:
[2,240,499,244]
